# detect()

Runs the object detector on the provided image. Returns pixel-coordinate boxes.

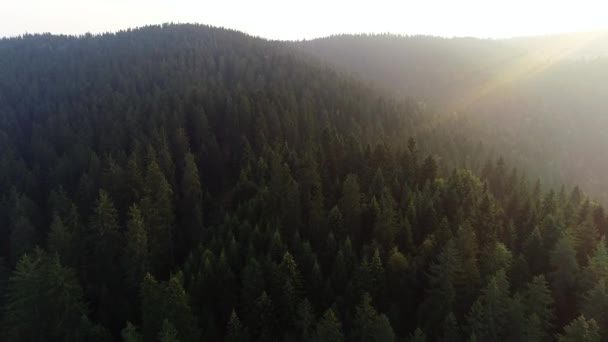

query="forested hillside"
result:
[1,24,608,341]
[297,33,608,203]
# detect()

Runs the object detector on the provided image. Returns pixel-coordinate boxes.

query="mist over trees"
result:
[0,24,607,341]
[297,32,608,204]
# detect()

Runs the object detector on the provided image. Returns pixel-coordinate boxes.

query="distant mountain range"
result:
[297,31,608,203]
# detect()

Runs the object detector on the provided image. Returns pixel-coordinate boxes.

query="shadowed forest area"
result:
[1,24,608,341]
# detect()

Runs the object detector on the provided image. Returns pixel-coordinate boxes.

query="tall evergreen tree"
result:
[557,316,601,342]
[313,308,344,342]
[140,160,176,277]
[1,249,104,341]
[124,205,149,290]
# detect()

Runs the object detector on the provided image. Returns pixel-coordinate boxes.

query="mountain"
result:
[297,32,608,203]
[0,24,607,341]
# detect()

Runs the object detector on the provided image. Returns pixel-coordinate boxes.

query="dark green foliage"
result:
[1,249,107,341]
[298,33,608,205]
[226,310,249,342]
[353,293,395,342]
[313,309,344,342]
[158,319,180,342]
[557,316,601,342]
[140,273,200,342]
[523,275,555,340]
[124,205,149,290]
[121,322,142,342]
[0,24,607,341]
[581,280,608,338]
[140,160,175,277]
[466,270,511,340]
[550,231,581,325]
[407,328,427,342]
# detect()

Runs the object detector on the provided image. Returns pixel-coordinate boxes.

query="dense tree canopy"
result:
[0,24,607,341]
[298,33,608,204]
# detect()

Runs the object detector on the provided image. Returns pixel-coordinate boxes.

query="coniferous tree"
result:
[140,273,200,342]
[48,213,74,263]
[557,316,601,342]
[313,308,344,342]
[581,280,608,338]
[2,24,608,341]
[124,205,149,290]
[295,299,315,341]
[340,174,362,239]
[121,322,143,342]
[420,240,461,332]
[407,328,427,342]
[1,249,104,341]
[466,270,511,340]
[158,319,180,342]
[353,292,395,342]
[178,152,204,256]
[226,310,249,342]
[550,231,580,325]
[140,160,176,277]
[523,275,555,340]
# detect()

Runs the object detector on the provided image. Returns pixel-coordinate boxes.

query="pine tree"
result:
[140,160,176,277]
[374,188,397,249]
[340,174,362,239]
[328,205,345,239]
[453,222,481,318]
[121,322,143,342]
[369,248,386,304]
[524,226,547,276]
[523,275,555,340]
[480,242,512,280]
[407,328,427,342]
[278,251,303,325]
[179,152,204,256]
[158,319,180,342]
[87,189,123,335]
[525,314,544,342]
[549,231,580,325]
[313,308,344,342]
[503,293,527,341]
[295,299,315,341]
[421,240,461,331]
[419,155,438,186]
[124,204,149,290]
[466,270,511,340]
[9,215,36,265]
[47,213,74,264]
[440,312,461,342]
[582,238,608,292]
[1,249,98,340]
[88,189,123,329]
[252,291,274,339]
[581,280,608,338]
[226,310,248,342]
[353,292,395,341]
[574,221,600,264]
[557,316,601,342]
[371,314,396,342]
[140,273,200,342]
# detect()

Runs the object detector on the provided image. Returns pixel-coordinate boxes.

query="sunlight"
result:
[452,31,606,112]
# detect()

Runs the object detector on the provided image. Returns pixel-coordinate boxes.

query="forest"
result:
[1,24,608,341]
[297,33,608,204]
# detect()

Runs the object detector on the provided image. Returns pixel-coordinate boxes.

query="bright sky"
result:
[2,0,607,40]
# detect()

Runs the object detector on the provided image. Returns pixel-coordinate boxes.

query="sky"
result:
[2,0,608,40]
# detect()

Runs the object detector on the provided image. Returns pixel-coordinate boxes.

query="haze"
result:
[2,0,608,40]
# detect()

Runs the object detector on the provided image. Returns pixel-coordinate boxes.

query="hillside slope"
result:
[0,24,607,341]
[297,32,608,202]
